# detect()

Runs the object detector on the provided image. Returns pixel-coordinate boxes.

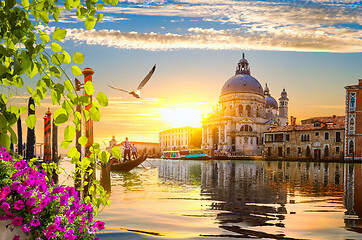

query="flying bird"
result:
[108,64,156,99]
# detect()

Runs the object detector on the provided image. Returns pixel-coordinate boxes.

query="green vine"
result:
[0,0,120,215]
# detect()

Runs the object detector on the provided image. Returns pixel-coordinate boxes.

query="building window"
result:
[349,140,354,155]
[298,147,302,155]
[324,132,329,141]
[265,134,273,142]
[335,132,341,143]
[241,125,253,132]
[314,122,321,127]
[301,135,304,141]
[335,147,340,154]
[239,105,243,116]
[350,116,355,132]
[285,134,290,142]
[315,132,320,136]
[350,92,356,111]
[306,146,311,157]
[324,145,329,158]
[286,147,290,155]
[307,134,310,141]
[246,105,251,117]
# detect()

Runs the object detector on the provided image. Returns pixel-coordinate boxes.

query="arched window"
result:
[307,134,310,141]
[349,140,354,154]
[241,125,253,132]
[246,105,251,117]
[301,135,304,141]
[238,105,243,116]
[306,146,311,157]
[324,145,329,158]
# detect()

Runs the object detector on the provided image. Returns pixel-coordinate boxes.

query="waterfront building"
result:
[264,115,345,160]
[107,136,161,157]
[159,126,202,151]
[345,79,362,161]
[202,54,288,156]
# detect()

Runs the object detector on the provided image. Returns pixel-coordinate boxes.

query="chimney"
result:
[293,117,297,127]
[333,115,336,125]
[290,116,294,125]
[359,79,362,86]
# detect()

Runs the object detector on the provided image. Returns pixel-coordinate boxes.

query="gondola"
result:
[110,154,148,172]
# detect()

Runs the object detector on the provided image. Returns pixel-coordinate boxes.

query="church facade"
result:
[201,55,288,156]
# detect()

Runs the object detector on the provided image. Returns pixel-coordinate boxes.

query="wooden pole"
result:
[83,68,95,198]
[52,117,59,184]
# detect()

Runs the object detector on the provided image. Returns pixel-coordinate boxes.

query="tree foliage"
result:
[0,0,117,214]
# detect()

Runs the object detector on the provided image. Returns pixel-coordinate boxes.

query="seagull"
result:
[108,64,156,99]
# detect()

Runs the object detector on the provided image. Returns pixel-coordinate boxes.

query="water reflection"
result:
[96,160,362,240]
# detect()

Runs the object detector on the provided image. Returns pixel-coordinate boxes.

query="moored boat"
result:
[110,154,148,172]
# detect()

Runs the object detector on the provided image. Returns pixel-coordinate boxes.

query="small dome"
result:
[221,74,263,96]
[281,88,287,97]
[265,95,278,109]
[239,58,248,63]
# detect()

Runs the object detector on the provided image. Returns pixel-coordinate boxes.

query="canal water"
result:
[63,159,362,239]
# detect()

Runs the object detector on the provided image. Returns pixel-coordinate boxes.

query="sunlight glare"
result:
[162,108,203,128]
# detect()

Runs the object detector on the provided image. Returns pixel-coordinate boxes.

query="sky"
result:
[5,0,362,150]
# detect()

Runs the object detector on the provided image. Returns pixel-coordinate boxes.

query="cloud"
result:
[65,26,361,52]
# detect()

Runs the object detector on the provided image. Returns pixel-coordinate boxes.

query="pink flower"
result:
[30,218,40,227]
[1,202,10,211]
[12,236,20,240]
[47,224,57,233]
[12,216,23,226]
[26,198,36,207]
[14,200,24,210]
[0,186,11,200]
[94,221,105,231]
[21,224,30,233]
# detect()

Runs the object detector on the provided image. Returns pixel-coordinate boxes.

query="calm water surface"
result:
[62,159,362,240]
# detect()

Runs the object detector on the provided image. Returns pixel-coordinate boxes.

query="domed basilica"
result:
[201,54,289,156]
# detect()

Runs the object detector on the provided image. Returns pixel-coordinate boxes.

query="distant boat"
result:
[161,150,211,160]
[110,154,148,172]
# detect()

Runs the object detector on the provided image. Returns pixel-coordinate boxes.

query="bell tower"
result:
[277,88,288,126]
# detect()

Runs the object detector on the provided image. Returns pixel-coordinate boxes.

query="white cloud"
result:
[65,26,362,52]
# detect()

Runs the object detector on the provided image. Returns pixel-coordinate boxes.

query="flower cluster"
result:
[0,147,105,239]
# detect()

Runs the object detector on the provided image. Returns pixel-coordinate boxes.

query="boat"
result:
[110,154,148,172]
[161,151,182,159]
[161,150,211,160]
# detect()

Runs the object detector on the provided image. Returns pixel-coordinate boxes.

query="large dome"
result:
[221,74,264,96]
[265,95,278,109]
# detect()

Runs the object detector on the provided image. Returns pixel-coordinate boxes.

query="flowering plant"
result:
[0,147,105,240]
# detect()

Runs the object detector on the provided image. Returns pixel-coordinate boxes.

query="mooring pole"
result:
[83,68,95,198]
[43,108,52,163]
[52,119,59,184]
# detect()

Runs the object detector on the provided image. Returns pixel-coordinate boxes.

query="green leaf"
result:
[84,81,94,95]
[71,65,82,76]
[63,51,71,64]
[49,66,62,78]
[27,86,33,94]
[0,94,8,104]
[64,80,74,92]
[85,16,96,30]
[110,0,118,6]
[97,3,104,10]
[52,28,67,41]
[97,13,103,23]
[39,54,49,69]
[61,141,70,149]
[78,136,88,145]
[99,151,110,164]
[111,146,122,159]
[26,115,36,129]
[20,106,27,113]
[39,31,50,44]
[96,92,108,107]
[29,104,35,111]
[73,52,84,65]
[64,125,76,142]
[51,53,64,65]
[21,0,29,9]
[51,42,63,52]
[90,105,100,122]
[68,146,78,158]
[28,62,38,79]
[81,157,90,169]
[54,108,68,125]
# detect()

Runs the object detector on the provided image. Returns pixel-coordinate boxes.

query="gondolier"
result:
[123,137,131,162]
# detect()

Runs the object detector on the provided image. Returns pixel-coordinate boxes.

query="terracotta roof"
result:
[266,116,345,133]
[300,116,344,125]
